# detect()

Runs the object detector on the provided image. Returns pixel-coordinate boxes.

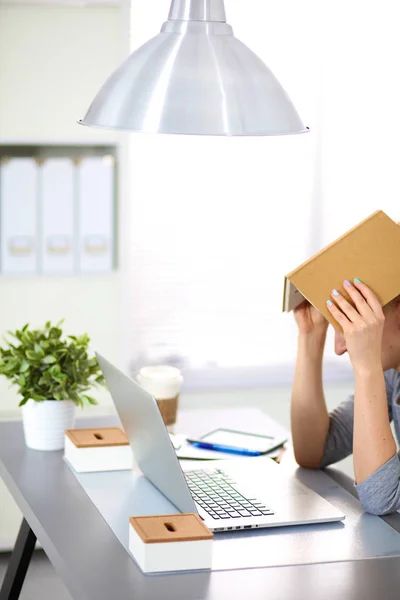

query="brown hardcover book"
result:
[282,210,400,330]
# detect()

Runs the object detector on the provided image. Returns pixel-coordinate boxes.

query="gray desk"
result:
[1,409,400,600]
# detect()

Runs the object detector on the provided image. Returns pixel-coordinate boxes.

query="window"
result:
[125,0,397,387]
[318,0,400,365]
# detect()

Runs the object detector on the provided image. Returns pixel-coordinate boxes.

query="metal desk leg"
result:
[0,518,37,600]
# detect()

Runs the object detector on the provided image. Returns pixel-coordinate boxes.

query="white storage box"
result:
[64,427,133,472]
[128,514,213,574]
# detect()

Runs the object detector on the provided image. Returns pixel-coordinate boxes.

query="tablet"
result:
[189,428,287,455]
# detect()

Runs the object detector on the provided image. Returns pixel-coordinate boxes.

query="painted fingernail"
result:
[327,300,333,306]
[332,289,340,296]
[354,278,361,284]
[344,279,351,287]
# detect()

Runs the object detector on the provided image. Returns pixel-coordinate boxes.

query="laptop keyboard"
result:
[185,468,274,520]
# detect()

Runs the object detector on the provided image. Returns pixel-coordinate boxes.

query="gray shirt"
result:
[320,368,400,515]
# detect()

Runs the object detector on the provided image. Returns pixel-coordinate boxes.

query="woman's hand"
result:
[294,300,328,337]
[326,279,385,372]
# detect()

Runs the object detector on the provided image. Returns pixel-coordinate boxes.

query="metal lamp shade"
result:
[80,0,307,136]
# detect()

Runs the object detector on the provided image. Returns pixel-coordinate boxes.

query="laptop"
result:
[96,353,345,532]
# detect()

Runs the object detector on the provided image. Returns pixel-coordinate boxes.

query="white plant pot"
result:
[21,399,76,451]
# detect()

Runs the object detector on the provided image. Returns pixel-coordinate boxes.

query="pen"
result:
[187,440,262,457]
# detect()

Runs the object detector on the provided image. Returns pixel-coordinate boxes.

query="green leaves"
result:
[34,343,45,357]
[83,395,97,405]
[3,358,19,372]
[42,355,57,364]
[0,321,104,408]
[26,350,41,361]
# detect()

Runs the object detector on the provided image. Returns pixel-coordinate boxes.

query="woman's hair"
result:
[385,294,400,310]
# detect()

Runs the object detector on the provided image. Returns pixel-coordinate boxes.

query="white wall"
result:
[0,3,130,547]
[0,4,129,414]
[0,5,124,142]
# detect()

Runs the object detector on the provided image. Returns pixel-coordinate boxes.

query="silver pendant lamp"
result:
[80,0,307,136]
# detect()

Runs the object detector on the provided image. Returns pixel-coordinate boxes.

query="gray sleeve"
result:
[355,452,400,515]
[320,370,400,514]
[319,393,355,468]
[319,370,395,469]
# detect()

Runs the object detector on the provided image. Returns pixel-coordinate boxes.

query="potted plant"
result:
[0,320,105,451]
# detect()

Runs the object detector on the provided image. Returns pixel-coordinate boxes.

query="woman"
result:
[291,277,400,515]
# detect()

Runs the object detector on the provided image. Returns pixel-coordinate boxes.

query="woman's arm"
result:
[290,301,331,468]
[291,331,330,468]
[320,370,395,470]
[326,279,398,512]
[353,366,396,483]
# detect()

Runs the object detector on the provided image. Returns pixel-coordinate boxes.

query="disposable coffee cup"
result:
[136,366,183,430]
